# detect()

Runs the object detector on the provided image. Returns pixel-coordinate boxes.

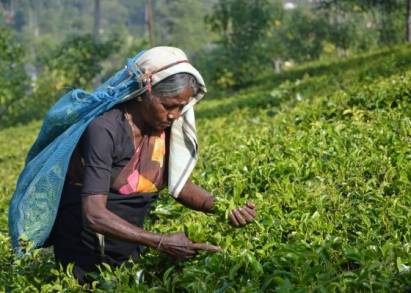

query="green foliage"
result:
[153,0,216,56]
[272,6,330,62]
[0,34,122,128]
[320,0,407,46]
[0,45,411,291]
[40,34,122,89]
[2,0,409,97]
[202,0,408,91]
[205,0,273,88]
[0,27,29,127]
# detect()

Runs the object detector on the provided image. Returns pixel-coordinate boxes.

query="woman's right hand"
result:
[157,232,221,260]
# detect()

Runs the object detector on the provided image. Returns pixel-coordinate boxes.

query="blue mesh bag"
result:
[8,51,147,251]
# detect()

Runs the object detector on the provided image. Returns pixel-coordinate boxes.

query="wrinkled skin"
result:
[228,201,256,227]
[157,232,221,260]
[82,86,257,261]
[123,87,193,135]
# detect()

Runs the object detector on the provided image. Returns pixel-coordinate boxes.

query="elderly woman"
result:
[9,47,256,282]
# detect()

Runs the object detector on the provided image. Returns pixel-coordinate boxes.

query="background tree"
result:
[408,0,411,42]
[0,27,29,126]
[205,0,273,88]
[1,0,410,125]
[271,4,330,62]
[152,0,216,56]
[320,0,407,45]
[93,0,101,42]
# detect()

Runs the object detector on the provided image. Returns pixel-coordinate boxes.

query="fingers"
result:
[163,243,196,260]
[246,201,255,209]
[231,208,247,226]
[172,247,196,260]
[229,203,257,227]
[191,242,222,253]
[229,210,240,226]
[238,207,255,222]
[243,206,256,218]
[160,232,197,260]
[161,232,221,260]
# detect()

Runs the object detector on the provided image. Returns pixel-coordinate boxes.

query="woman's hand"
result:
[228,201,256,227]
[157,232,221,260]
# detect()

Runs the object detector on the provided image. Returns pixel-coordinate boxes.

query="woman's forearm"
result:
[81,194,222,258]
[82,195,161,249]
[176,180,215,213]
[177,182,257,227]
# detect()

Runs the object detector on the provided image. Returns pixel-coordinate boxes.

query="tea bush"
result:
[0,45,410,292]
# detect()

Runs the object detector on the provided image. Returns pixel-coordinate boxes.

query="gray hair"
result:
[148,73,200,98]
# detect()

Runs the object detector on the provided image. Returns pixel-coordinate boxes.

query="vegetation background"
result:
[1,0,410,127]
[0,0,411,291]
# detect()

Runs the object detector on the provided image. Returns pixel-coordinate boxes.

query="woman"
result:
[12,47,256,282]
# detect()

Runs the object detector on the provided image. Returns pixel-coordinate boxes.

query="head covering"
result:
[130,46,206,197]
[106,46,207,109]
[134,46,206,94]
[8,47,206,251]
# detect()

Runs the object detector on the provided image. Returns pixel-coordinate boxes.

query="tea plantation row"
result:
[0,45,410,292]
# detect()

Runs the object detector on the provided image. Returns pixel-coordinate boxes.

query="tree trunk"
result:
[93,0,101,42]
[28,1,39,37]
[146,0,155,47]
[407,0,411,42]
[1,0,14,25]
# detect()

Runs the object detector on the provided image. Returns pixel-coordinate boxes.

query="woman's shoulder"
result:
[87,107,125,134]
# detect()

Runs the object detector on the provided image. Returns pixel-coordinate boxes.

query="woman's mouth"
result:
[160,122,171,128]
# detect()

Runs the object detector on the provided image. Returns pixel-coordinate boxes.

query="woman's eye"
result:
[163,104,184,111]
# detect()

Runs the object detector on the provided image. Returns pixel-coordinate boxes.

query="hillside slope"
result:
[0,45,410,292]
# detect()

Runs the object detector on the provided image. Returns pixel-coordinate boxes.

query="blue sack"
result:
[8,51,147,252]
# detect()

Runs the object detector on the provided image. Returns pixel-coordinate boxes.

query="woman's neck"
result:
[121,100,152,136]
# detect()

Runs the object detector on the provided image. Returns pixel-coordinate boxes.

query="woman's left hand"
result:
[228,201,256,227]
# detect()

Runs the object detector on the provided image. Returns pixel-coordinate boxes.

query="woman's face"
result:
[140,86,193,132]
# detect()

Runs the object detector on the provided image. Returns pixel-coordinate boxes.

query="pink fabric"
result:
[119,170,140,195]
[112,131,166,195]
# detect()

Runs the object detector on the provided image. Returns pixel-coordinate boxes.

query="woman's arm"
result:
[177,180,257,226]
[82,194,220,259]
[82,194,161,248]
[176,180,215,212]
